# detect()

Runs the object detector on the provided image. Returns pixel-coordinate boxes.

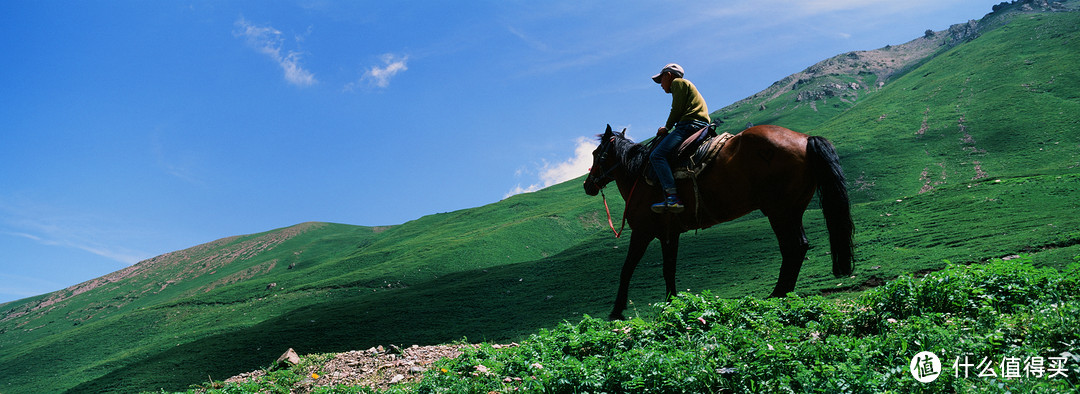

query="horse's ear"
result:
[620,128,627,137]
[605,124,613,135]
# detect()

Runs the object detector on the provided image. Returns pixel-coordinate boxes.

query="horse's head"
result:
[583,124,625,196]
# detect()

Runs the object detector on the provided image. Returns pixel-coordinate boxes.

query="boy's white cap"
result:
[651,63,684,83]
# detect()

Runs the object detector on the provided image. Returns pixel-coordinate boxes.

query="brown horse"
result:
[584,124,853,320]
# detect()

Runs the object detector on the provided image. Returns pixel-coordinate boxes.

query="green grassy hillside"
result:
[0,182,615,393]
[1,3,1078,393]
[821,11,1080,204]
[407,257,1080,393]
[710,7,986,134]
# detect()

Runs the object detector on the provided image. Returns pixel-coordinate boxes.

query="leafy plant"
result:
[405,258,1080,393]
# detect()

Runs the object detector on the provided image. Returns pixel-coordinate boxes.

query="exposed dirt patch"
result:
[578,210,603,229]
[1,223,326,326]
[820,275,888,295]
[223,343,509,392]
[203,259,278,293]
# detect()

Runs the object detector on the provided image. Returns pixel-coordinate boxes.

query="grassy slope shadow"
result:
[66,212,814,393]
[65,234,625,393]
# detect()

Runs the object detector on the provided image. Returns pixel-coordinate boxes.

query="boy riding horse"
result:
[650,63,711,214]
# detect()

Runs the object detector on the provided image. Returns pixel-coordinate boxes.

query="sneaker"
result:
[651,194,685,214]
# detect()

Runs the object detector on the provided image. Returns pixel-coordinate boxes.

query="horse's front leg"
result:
[660,233,680,301]
[610,231,651,320]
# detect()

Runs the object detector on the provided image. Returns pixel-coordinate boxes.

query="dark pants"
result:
[650,120,708,195]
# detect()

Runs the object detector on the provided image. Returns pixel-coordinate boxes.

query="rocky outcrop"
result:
[795,82,862,102]
[715,0,1077,115]
[996,0,1070,13]
[276,348,301,369]
[946,20,981,45]
[228,343,493,392]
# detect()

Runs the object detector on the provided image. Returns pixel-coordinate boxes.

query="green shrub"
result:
[409,258,1080,393]
[184,258,1080,393]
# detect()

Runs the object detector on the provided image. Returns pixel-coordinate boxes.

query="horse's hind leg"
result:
[767,214,809,298]
[660,233,680,301]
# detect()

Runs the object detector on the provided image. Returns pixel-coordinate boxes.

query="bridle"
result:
[584,135,620,190]
[584,134,637,238]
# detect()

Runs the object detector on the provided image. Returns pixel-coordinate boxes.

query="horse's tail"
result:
[806,136,854,277]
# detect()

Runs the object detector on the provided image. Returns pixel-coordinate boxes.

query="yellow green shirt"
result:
[665,78,710,129]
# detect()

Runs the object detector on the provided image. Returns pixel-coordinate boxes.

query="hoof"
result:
[608,312,626,321]
[833,269,853,278]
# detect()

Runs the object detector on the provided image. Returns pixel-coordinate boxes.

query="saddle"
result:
[676,124,716,160]
[645,127,735,186]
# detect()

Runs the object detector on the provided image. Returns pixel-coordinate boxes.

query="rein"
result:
[589,134,639,238]
[600,178,637,238]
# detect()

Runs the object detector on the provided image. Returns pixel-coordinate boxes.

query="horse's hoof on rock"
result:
[608,313,626,321]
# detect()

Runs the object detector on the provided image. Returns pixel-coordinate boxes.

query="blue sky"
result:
[0,0,1002,304]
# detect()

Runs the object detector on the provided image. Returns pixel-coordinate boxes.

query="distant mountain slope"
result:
[714,22,973,132]
[0,180,620,393]
[1,2,1078,393]
[822,10,1080,203]
[711,0,1078,134]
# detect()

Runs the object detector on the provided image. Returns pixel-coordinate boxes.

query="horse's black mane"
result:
[600,133,650,177]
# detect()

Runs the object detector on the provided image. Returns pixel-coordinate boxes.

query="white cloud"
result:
[0,272,63,299]
[234,17,317,87]
[506,136,595,198]
[348,54,409,90]
[4,224,146,266]
[151,134,203,185]
[763,0,957,20]
[0,201,149,266]
[506,25,550,51]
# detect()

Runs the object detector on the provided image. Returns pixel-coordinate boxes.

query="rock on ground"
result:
[224,343,485,392]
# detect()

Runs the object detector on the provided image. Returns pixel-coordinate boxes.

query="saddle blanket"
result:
[646,132,735,186]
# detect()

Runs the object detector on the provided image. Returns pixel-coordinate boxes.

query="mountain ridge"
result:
[712,0,1078,133]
